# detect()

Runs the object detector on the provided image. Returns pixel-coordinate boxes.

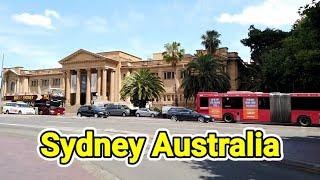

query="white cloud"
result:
[12,9,60,29]
[217,0,314,26]
[85,17,108,33]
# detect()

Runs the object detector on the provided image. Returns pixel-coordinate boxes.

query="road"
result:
[0,114,319,180]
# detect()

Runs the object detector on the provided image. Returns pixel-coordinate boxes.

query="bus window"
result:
[200,97,209,107]
[222,97,243,109]
[258,97,270,109]
[291,97,320,110]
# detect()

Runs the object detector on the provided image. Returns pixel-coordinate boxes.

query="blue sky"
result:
[0,0,313,69]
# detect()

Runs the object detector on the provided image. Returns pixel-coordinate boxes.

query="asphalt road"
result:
[0,114,319,180]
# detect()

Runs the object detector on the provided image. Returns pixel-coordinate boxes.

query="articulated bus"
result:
[196,91,320,126]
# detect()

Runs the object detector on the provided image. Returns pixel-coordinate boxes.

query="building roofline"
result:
[97,50,142,60]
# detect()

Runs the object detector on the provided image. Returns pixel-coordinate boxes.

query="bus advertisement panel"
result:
[243,97,258,120]
[208,97,222,119]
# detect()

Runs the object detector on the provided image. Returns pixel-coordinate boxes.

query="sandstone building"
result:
[2,48,242,110]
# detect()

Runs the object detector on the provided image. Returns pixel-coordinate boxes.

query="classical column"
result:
[65,70,71,105]
[110,70,115,102]
[101,69,107,100]
[86,68,91,105]
[76,69,81,105]
[96,68,101,97]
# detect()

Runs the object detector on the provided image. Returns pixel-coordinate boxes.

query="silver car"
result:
[135,108,159,118]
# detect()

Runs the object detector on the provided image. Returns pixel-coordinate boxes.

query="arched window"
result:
[10,82,16,92]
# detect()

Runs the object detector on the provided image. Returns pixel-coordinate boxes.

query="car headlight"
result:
[204,115,211,118]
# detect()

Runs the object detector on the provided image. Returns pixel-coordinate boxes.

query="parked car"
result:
[161,105,175,118]
[34,100,65,115]
[135,108,159,117]
[167,107,212,123]
[104,104,131,116]
[77,105,108,118]
[2,102,36,115]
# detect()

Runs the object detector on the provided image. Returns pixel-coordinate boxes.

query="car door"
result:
[87,106,94,116]
[140,108,147,116]
[108,105,117,115]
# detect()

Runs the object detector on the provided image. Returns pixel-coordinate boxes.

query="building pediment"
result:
[59,49,117,65]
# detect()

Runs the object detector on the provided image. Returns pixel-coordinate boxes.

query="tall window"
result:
[52,78,60,86]
[42,79,49,86]
[164,72,174,79]
[31,80,38,87]
[10,82,16,92]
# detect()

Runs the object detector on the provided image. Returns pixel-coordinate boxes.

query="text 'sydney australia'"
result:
[37,127,283,167]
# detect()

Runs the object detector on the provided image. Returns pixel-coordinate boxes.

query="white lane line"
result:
[0,122,82,133]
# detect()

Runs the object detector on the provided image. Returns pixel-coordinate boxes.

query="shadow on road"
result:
[183,136,320,180]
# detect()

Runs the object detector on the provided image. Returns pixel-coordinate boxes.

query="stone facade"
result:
[2,48,242,109]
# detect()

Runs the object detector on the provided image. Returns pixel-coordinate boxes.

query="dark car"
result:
[34,99,65,115]
[104,104,131,116]
[77,105,108,118]
[167,108,212,123]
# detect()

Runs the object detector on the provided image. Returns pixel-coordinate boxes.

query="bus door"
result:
[270,93,291,123]
[208,97,222,120]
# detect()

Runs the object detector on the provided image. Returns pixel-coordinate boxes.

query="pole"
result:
[0,53,4,106]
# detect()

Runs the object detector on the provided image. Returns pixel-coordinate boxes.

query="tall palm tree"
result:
[201,30,221,54]
[162,42,185,106]
[120,69,165,108]
[182,54,230,102]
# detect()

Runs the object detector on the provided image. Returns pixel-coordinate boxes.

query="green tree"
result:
[201,30,221,54]
[241,25,289,65]
[182,54,230,102]
[162,42,185,106]
[120,69,165,108]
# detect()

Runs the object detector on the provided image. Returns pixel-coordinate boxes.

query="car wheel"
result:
[5,110,9,114]
[18,111,22,115]
[39,110,43,115]
[171,115,178,121]
[94,114,99,118]
[151,114,155,118]
[223,113,234,123]
[198,117,205,123]
[298,116,311,127]
[136,113,140,117]
[77,113,82,117]
[122,112,126,117]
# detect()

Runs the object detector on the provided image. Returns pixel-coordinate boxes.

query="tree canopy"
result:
[120,69,165,108]
[240,1,320,92]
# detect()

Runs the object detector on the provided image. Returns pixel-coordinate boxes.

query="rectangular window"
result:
[163,96,166,101]
[164,72,175,79]
[42,79,49,86]
[31,80,38,87]
[258,97,270,109]
[52,78,60,86]
[200,97,209,107]
[291,97,320,110]
[222,97,243,109]
[167,95,171,101]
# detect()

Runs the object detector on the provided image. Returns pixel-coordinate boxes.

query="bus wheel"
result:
[223,113,234,123]
[298,116,311,127]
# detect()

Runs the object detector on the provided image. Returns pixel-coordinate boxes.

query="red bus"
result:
[196,91,320,126]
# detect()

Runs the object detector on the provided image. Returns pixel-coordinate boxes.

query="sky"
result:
[0,0,315,69]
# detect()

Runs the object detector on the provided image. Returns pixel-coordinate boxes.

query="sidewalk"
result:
[0,136,95,180]
[279,136,320,173]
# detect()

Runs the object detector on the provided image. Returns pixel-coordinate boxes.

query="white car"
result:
[135,108,159,117]
[2,102,36,115]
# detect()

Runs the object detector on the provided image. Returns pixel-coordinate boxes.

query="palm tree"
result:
[182,54,230,102]
[162,42,185,106]
[201,30,221,54]
[120,69,165,108]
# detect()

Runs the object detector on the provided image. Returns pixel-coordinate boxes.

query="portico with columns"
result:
[59,49,118,106]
